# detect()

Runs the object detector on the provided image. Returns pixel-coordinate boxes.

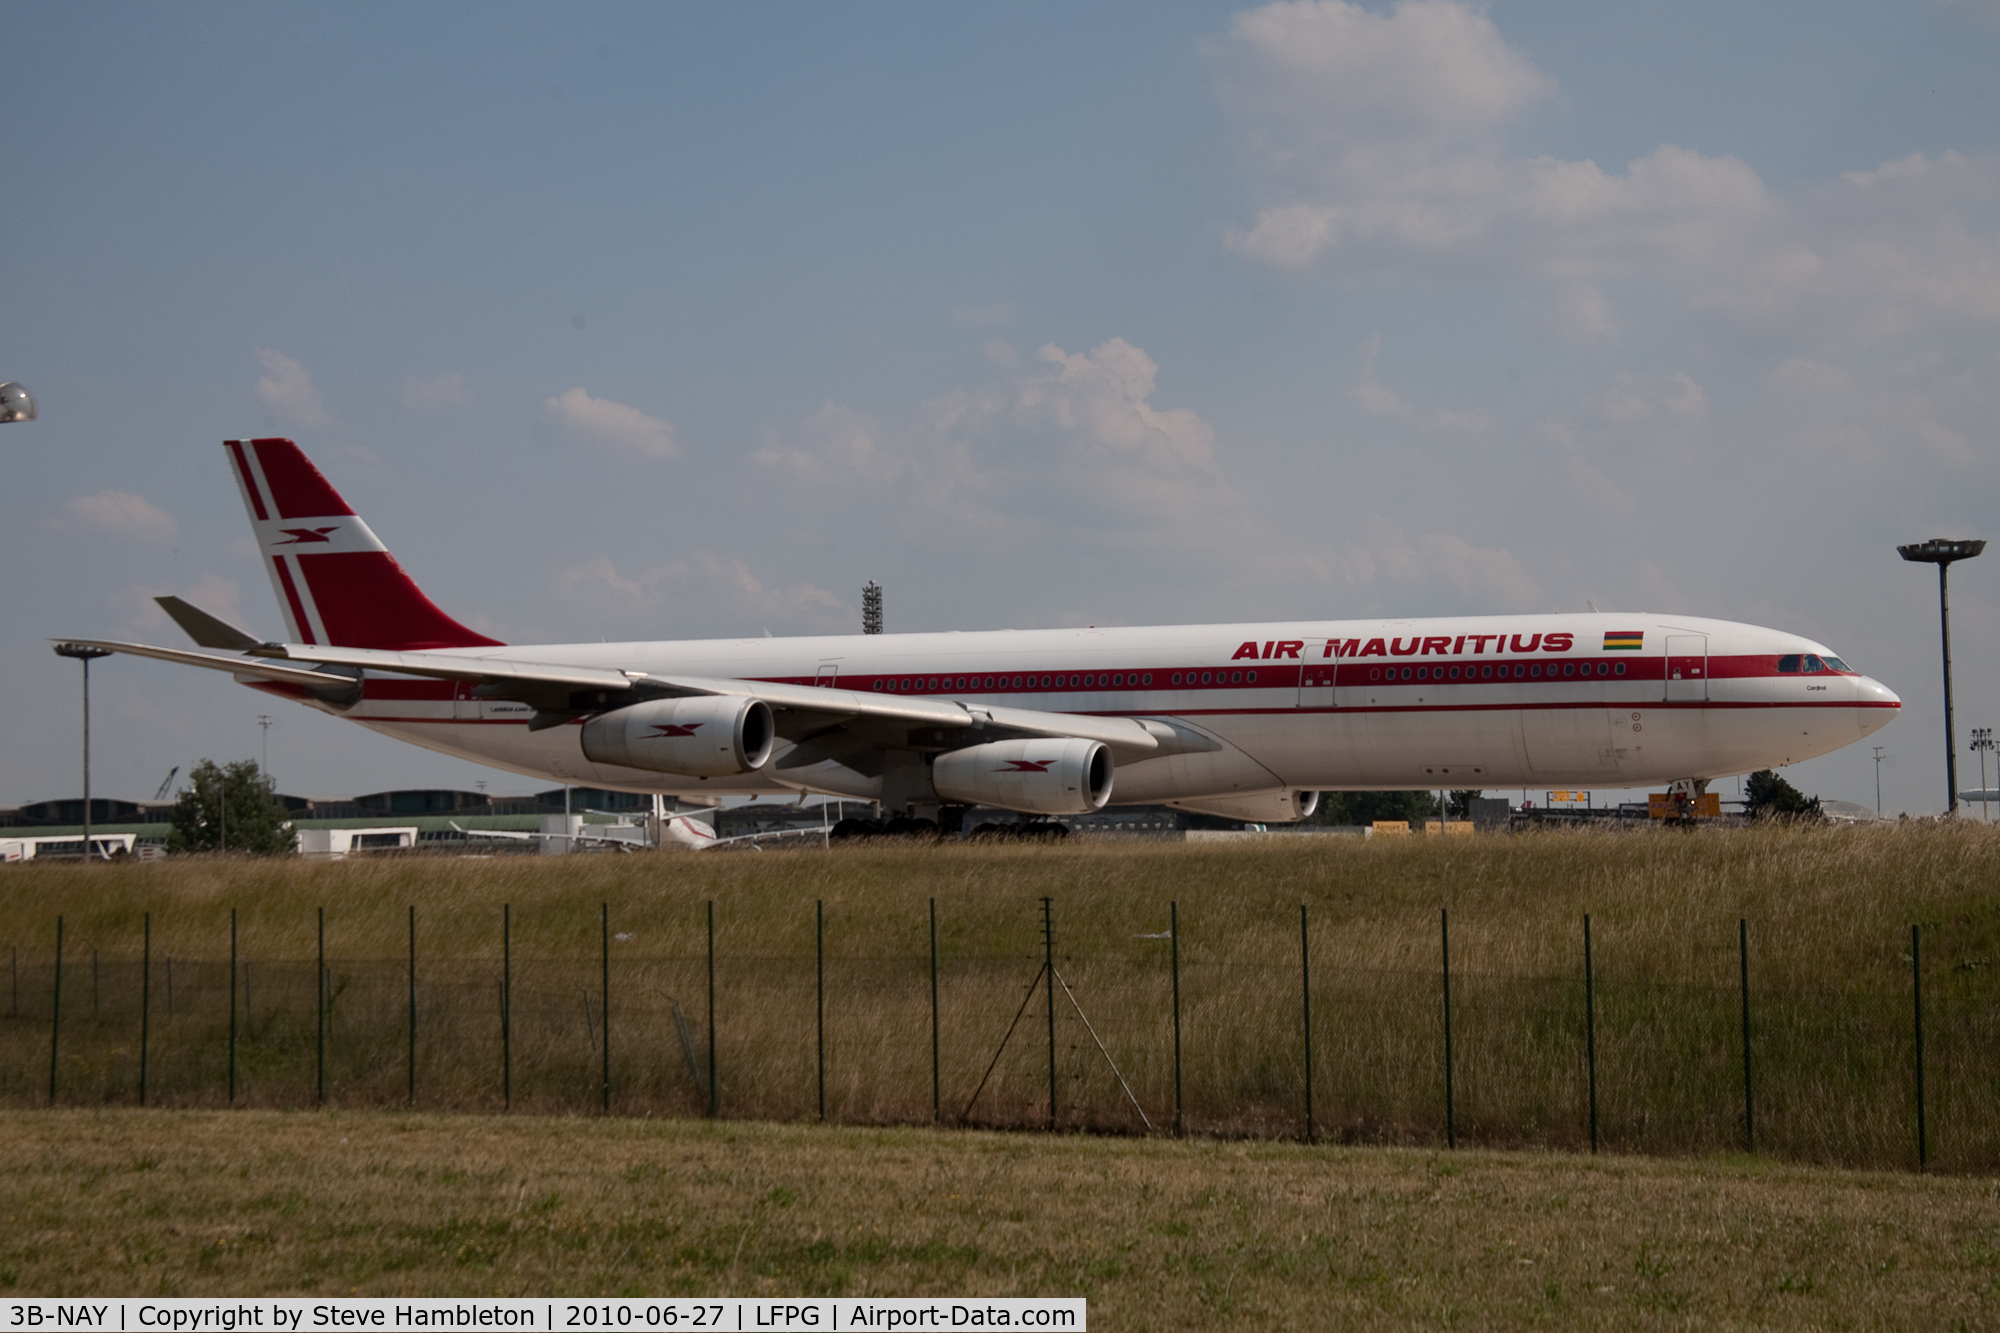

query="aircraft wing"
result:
[50,638,363,691]
[73,637,1189,764]
[252,641,1175,760]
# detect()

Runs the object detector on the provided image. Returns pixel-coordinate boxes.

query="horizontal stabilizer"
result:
[156,596,260,652]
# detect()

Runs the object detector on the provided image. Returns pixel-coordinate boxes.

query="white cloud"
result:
[1325,516,1542,610]
[556,553,848,634]
[1538,283,1621,346]
[1215,1,2000,344]
[122,574,249,636]
[250,348,328,428]
[402,372,470,411]
[1762,350,1998,469]
[751,334,1534,615]
[753,402,902,487]
[1532,370,1709,517]
[758,336,1227,533]
[1598,372,1706,429]
[543,387,679,459]
[1767,358,1851,400]
[54,490,179,544]
[1350,335,1492,432]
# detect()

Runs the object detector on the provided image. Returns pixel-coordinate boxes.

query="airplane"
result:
[448,813,723,851]
[61,438,1899,833]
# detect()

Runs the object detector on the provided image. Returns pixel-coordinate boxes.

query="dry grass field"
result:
[2,1108,1996,1330]
[2,823,1997,1170]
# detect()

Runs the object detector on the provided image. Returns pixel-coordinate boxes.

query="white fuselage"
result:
[252,612,1897,805]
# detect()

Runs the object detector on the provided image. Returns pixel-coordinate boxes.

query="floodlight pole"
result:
[1898,540,1986,815]
[1873,746,1885,818]
[53,644,114,860]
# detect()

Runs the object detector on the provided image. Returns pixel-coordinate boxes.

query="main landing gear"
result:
[827,808,1071,843]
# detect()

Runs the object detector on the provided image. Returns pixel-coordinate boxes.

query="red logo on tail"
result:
[275,526,340,544]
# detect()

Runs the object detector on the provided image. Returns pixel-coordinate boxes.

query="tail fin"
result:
[224,438,503,650]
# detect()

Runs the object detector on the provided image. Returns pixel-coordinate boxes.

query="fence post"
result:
[50,916,64,1106]
[1739,917,1753,1154]
[1912,923,1927,1171]
[1300,904,1314,1144]
[316,907,325,1107]
[1043,897,1056,1132]
[501,904,510,1112]
[1584,913,1598,1154]
[929,897,940,1124]
[1441,908,1454,1149]
[592,904,608,1112]
[229,909,238,1105]
[706,900,717,1118]
[407,905,417,1108]
[817,899,825,1122]
[140,912,151,1107]
[1171,901,1183,1138]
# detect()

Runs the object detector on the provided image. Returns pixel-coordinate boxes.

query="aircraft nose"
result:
[1856,676,1900,737]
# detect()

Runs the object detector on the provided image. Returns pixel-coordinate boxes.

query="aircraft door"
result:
[1298,656,1339,710]
[1665,635,1707,702]
[815,660,840,688]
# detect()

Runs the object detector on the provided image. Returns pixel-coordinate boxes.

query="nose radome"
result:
[1857,676,1900,737]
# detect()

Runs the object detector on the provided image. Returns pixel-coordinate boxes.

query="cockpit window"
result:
[1803,654,1826,673]
[1777,654,1801,673]
[1824,656,1850,672]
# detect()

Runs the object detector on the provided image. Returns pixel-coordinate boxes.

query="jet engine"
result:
[581,695,775,776]
[931,738,1112,815]
[1165,790,1320,824]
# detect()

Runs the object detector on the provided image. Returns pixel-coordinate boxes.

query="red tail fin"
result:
[225,438,503,650]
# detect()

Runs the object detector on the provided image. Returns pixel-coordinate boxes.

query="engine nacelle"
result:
[932,738,1112,815]
[581,696,775,777]
[1165,789,1320,824]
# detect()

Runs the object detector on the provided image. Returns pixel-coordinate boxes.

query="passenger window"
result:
[1777,655,1801,674]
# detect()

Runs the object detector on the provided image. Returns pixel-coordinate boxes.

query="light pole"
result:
[1974,728,1994,823]
[0,382,35,423]
[1898,539,1986,815]
[257,715,272,779]
[1873,745,1886,818]
[52,643,114,860]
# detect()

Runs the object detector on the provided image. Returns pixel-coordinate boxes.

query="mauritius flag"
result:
[1603,630,1645,651]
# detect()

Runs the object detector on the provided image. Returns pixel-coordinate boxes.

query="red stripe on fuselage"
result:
[747,653,1849,696]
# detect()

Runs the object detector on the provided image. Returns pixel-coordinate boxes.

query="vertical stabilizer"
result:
[224,438,503,650]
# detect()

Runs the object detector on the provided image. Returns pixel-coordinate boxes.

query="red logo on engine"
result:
[274,526,339,544]
[1000,760,1055,773]
[647,724,702,738]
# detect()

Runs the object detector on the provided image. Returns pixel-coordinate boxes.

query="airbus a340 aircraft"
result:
[64,439,1898,829]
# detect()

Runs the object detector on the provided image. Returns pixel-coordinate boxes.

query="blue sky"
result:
[4,1,1997,814]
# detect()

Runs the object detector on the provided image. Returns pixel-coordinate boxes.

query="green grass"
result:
[2,823,1996,1170]
[1,1108,1996,1330]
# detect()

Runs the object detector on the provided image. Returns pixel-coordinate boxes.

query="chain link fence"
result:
[1,902,1991,1173]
